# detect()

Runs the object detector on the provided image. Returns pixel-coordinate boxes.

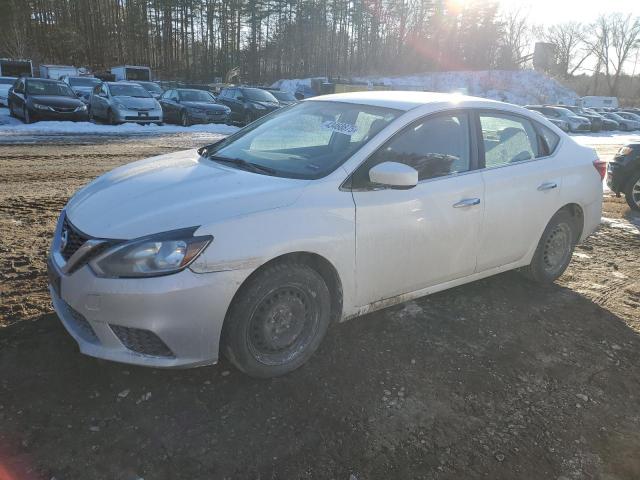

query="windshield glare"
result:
[69,77,100,87]
[243,88,278,103]
[179,90,214,102]
[110,84,151,98]
[208,101,400,179]
[27,80,75,97]
[271,91,296,102]
[137,81,163,93]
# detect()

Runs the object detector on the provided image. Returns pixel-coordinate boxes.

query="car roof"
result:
[308,91,503,112]
[27,78,63,83]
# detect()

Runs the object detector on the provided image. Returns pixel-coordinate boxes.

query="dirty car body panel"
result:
[49,91,603,368]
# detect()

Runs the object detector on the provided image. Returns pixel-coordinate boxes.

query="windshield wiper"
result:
[208,155,277,175]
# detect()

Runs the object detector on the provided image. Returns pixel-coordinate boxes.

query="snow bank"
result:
[272,70,578,106]
[0,108,239,136]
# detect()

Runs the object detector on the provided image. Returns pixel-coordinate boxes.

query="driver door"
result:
[350,112,484,306]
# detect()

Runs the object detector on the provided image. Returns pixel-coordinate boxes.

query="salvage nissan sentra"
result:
[48,91,603,377]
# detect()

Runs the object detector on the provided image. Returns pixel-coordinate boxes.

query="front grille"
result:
[110,325,175,358]
[61,216,90,261]
[52,107,76,113]
[61,301,99,343]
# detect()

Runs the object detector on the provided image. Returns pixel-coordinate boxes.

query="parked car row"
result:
[2,75,295,126]
[525,104,640,133]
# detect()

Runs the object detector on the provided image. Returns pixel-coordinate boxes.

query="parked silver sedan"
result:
[89,82,163,125]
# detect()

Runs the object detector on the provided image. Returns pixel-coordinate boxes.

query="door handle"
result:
[537,182,558,191]
[453,198,481,208]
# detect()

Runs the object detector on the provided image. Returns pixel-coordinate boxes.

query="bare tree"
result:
[586,13,640,96]
[497,7,530,69]
[538,22,590,77]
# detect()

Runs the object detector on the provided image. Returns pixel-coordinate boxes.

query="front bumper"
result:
[113,108,163,123]
[31,108,89,121]
[48,254,248,368]
[187,110,230,124]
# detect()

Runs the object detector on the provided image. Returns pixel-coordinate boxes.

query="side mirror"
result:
[236,95,244,101]
[76,91,83,97]
[369,162,418,189]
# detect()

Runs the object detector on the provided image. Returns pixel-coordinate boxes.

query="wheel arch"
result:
[222,251,344,335]
[557,202,584,243]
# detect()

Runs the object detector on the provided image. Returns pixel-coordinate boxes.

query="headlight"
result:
[75,105,87,112]
[114,102,128,111]
[89,227,212,278]
[253,103,266,110]
[33,103,53,111]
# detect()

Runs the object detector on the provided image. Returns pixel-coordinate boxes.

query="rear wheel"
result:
[624,171,640,211]
[221,262,332,378]
[520,210,576,283]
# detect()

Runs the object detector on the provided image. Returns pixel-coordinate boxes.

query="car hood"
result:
[182,101,228,112]
[65,149,308,239]
[113,96,157,109]
[29,95,84,107]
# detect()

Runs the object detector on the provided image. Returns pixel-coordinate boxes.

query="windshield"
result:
[136,81,163,93]
[179,90,215,102]
[243,88,278,103]
[553,107,573,116]
[206,101,401,179]
[68,77,100,87]
[271,91,296,102]
[110,84,151,98]
[607,113,623,120]
[26,80,75,97]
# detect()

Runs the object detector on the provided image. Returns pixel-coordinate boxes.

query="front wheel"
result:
[23,106,32,124]
[520,210,576,283]
[180,110,191,127]
[107,109,118,125]
[624,171,640,211]
[221,262,332,378]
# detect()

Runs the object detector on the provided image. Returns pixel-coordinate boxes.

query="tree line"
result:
[0,0,639,96]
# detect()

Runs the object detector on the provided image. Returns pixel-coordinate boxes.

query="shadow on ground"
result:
[1,272,639,480]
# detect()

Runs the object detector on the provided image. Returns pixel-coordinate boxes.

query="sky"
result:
[496,0,638,26]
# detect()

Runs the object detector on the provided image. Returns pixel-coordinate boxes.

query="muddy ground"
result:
[0,132,639,480]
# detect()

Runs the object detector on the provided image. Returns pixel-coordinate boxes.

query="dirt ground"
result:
[0,133,639,480]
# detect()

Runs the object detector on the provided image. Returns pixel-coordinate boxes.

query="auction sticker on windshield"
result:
[322,120,358,136]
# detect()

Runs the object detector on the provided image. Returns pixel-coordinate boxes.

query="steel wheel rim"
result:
[542,223,572,274]
[247,285,319,366]
[632,179,640,207]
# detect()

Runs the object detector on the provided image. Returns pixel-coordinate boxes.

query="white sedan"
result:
[48,92,603,377]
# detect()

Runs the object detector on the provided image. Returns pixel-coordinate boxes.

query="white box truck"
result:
[39,65,79,80]
[111,65,152,82]
[0,58,33,77]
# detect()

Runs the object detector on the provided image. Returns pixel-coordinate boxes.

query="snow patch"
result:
[0,107,239,136]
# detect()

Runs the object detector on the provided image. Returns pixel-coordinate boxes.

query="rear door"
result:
[476,110,563,271]
[351,111,484,306]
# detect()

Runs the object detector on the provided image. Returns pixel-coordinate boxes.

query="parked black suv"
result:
[8,77,88,123]
[216,87,280,125]
[607,143,640,210]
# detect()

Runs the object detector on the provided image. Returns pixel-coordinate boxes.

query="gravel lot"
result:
[0,129,639,480]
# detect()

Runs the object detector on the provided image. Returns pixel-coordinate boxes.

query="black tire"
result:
[243,110,255,126]
[23,106,32,124]
[623,170,640,211]
[221,262,332,378]
[180,110,190,127]
[520,210,576,283]
[107,109,117,125]
[8,102,16,117]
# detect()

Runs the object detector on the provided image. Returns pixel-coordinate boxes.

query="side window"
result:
[93,84,101,95]
[101,84,109,96]
[352,112,471,187]
[537,123,560,156]
[170,90,178,101]
[15,79,24,93]
[480,113,539,168]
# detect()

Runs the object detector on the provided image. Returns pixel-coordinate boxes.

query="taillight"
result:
[593,159,606,180]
